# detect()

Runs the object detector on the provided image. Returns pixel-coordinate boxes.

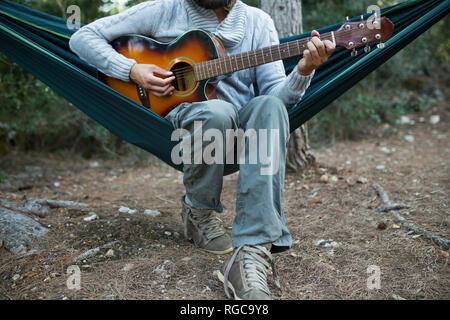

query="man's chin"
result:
[193,0,232,10]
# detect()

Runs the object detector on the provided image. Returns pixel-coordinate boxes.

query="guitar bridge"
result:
[136,85,151,109]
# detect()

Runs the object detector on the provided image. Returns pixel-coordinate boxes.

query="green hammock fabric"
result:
[0,0,448,174]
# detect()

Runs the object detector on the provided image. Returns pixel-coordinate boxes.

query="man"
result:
[70,0,335,300]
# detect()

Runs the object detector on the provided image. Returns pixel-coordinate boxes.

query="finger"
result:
[307,41,321,66]
[162,86,175,96]
[152,66,173,77]
[311,30,320,38]
[303,50,312,65]
[323,40,336,56]
[148,83,172,94]
[311,37,326,60]
[147,75,175,87]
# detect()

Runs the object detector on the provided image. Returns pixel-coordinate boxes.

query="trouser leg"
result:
[231,95,292,251]
[165,99,239,212]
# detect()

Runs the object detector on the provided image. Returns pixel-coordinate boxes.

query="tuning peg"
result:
[377,42,385,49]
[351,48,358,57]
[364,45,371,53]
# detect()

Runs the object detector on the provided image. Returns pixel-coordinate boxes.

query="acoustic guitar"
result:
[102,17,394,117]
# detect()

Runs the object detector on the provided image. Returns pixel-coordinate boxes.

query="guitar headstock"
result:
[334,16,394,55]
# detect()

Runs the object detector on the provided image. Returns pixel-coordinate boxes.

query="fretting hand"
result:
[297,30,336,76]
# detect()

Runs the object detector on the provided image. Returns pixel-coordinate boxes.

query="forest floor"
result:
[0,102,448,300]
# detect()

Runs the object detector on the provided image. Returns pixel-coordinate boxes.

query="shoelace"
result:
[223,245,280,299]
[184,208,225,241]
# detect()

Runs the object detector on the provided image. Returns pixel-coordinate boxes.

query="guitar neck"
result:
[194,31,335,81]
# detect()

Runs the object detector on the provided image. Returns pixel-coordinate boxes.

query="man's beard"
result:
[193,0,233,10]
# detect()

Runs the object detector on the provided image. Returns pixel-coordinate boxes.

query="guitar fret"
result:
[241,53,245,70]
[261,49,265,64]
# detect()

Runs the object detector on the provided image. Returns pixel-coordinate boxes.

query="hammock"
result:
[0,0,448,174]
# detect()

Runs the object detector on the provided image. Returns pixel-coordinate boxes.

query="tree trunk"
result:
[259,0,315,172]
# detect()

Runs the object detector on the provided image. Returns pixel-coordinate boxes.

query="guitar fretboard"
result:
[194,32,335,81]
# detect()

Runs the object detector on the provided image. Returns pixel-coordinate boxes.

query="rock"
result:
[346,176,357,186]
[164,231,172,236]
[118,206,131,213]
[0,208,49,254]
[83,213,99,222]
[12,274,20,281]
[320,175,329,183]
[122,263,134,272]
[429,115,440,125]
[312,197,323,204]
[404,135,415,143]
[74,247,100,262]
[316,239,340,248]
[143,209,162,217]
[329,175,338,184]
[419,117,425,123]
[89,161,100,168]
[357,176,368,184]
[440,251,449,258]
[379,147,391,154]
[105,249,114,257]
[376,165,386,171]
[127,209,137,215]
[399,115,411,124]
[377,221,388,230]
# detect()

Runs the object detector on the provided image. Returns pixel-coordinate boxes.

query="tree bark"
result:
[259,0,315,172]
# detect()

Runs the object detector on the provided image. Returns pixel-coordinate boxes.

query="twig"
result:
[0,198,88,217]
[372,183,449,251]
[156,196,176,205]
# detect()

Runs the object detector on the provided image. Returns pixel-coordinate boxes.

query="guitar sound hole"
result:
[170,62,195,92]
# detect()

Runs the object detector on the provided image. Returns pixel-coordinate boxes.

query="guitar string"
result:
[169,26,381,79]
[166,29,378,82]
[167,28,371,80]
[167,37,329,81]
[168,27,369,78]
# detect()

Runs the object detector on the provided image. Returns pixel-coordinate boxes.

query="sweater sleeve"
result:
[254,14,314,109]
[69,1,164,82]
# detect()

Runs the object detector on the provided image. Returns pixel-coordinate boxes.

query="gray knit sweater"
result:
[69,0,314,110]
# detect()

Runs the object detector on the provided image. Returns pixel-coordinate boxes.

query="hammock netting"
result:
[0,0,448,174]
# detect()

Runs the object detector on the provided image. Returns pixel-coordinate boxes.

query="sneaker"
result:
[217,244,280,300]
[181,197,233,255]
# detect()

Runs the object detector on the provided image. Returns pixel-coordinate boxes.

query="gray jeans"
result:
[165,95,291,251]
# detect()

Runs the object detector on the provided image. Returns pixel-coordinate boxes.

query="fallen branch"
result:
[0,198,88,217]
[372,183,449,251]
[73,240,119,262]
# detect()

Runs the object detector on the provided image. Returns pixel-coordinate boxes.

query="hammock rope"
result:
[0,0,448,174]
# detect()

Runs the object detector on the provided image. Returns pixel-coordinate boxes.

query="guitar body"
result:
[102,30,226,117]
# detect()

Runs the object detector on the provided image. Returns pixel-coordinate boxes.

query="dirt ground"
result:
[0,103,448,300]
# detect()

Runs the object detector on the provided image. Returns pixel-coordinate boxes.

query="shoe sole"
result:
[199,246,233,255]
[186,237,233,255]
[217,270,242,300]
